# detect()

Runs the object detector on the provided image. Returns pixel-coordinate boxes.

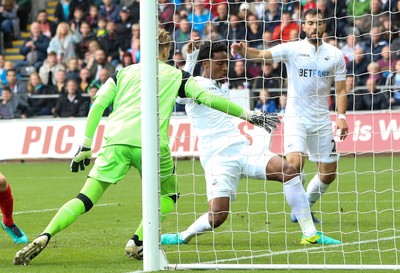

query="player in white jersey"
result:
[161,41,341,245]
[231,8,348,223]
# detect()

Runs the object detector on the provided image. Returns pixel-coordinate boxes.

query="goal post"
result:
[142,0,400,271]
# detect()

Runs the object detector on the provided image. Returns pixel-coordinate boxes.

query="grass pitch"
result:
[0,155,399,272]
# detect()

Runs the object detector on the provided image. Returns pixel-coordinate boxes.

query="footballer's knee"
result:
[0,173,8,191]
[320,172,336,184]
[208,211,228,228]
[281,162,299,182]
[76,193,94,212]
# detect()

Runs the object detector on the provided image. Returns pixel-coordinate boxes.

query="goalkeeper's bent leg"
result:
[43,178,110,237]
[134,194,175,241]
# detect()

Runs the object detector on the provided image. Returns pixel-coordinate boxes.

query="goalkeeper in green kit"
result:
[14,28,279,265]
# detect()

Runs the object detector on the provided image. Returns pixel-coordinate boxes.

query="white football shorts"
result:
[202,143,275,201]
[284,120,339,163]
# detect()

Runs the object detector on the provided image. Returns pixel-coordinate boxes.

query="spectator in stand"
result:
[347,0,370,18]
[252,63,283,90]
[0,87,30,119]
[330,75,363,111]
[36,9,57,39]
[66,57,81,82]
[84,40,101,70]
[386,60,400,110]
[95,17,108,38]
[254,88,277,113]
[357,0,387,35]
[99,21,122,67]
[4,69,28,102]
[27,72,57,116]
[237,2,256,21]
[264,0,281,33]
[98,0,121,23]
[212,3,228,38]
[359,78,389,110]
[226,14,245,49]
[229,60,247,89]
[125,0,139,24]
[115,51,133,71]
[289,28,299,41]
[158,0,175,33]
[246,14,264,48]
[130,23,140,40]
[78,67,92,93]
[341,34,362,63]
[202,22,224,42]
[188,0,212,33]
[377,45,397,77]
[0,61,20,86]
[251,0,267,20]
[0,54,5,85]
[75,21,96,61]
[87,4,99,30]
[89,49,115,81]
[70,0,90,14]
[173,18,191,51]
[172,49,185,70]
[364,26,389,62]
[16,22,50,72]
[347,48,370,87]
[70,6,85,33]
[51,69,67,95]
[89,67,109,89]
[272,10,300,44]
[130,38,140,64]
[85,85,111,116]
[39,51,66,86]
[54,0,73,23]
[0,0,20,48]
[17,0,32,32]
[302,0,317,12]
[47,22,82,66]
[260,30,278,50]
[53,79,87,117]
[316,0,336,37]
[176,0,192,19]
[367,61,387,86]
[116,6,135,51]
[277,93,287,115]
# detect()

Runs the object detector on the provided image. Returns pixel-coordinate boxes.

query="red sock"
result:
[0,184,14,227]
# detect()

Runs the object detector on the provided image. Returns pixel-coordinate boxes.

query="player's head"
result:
[198,41,228,81]
[158,28,172,61]
[301,8,326,44]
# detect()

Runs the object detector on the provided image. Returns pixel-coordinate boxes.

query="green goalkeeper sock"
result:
[43,198,86,237]
[134,195,175,241]
[43,178,108,237]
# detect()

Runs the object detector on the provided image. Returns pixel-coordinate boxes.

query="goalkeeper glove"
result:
[70,146,92,172]
[70,137,93,173]
[244,110,280,133]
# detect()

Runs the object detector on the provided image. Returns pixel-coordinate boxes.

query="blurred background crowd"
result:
[0,0,399,119]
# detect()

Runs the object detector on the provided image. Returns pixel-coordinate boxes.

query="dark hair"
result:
[198,41,227,63]
[302,8,324,21]
[38,9,48,14]
[2,86,11,92]
[6,68,17,75]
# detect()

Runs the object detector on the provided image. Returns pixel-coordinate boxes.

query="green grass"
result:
[0,156,399,272]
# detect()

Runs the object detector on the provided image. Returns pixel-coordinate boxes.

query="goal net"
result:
[154,0,400,270]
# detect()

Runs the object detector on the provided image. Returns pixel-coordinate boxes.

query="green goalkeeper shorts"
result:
[88,145,178,196]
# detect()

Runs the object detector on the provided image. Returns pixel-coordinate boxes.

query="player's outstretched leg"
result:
[14,234,50,265]
[290,211,321,223]
[300,231,341,245]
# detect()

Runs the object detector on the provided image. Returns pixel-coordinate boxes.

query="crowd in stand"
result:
[0,0,400,119]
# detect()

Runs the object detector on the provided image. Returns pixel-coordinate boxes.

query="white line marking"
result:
[207,235,400,264]
[13,203,120,215]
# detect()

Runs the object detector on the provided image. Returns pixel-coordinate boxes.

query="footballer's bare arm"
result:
[231,42,273,63]
[335,80,348,141]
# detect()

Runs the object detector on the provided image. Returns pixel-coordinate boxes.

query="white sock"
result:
[180,213,212,243]
[306,174,329,208]
[283,176,316,237]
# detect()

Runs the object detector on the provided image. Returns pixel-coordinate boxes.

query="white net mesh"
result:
[160,0,400,270]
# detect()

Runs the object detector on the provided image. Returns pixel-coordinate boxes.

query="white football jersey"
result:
[184,77,249,158]
[269,39,346,124]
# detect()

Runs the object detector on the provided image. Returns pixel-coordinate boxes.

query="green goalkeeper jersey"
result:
[83,61,245,152]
